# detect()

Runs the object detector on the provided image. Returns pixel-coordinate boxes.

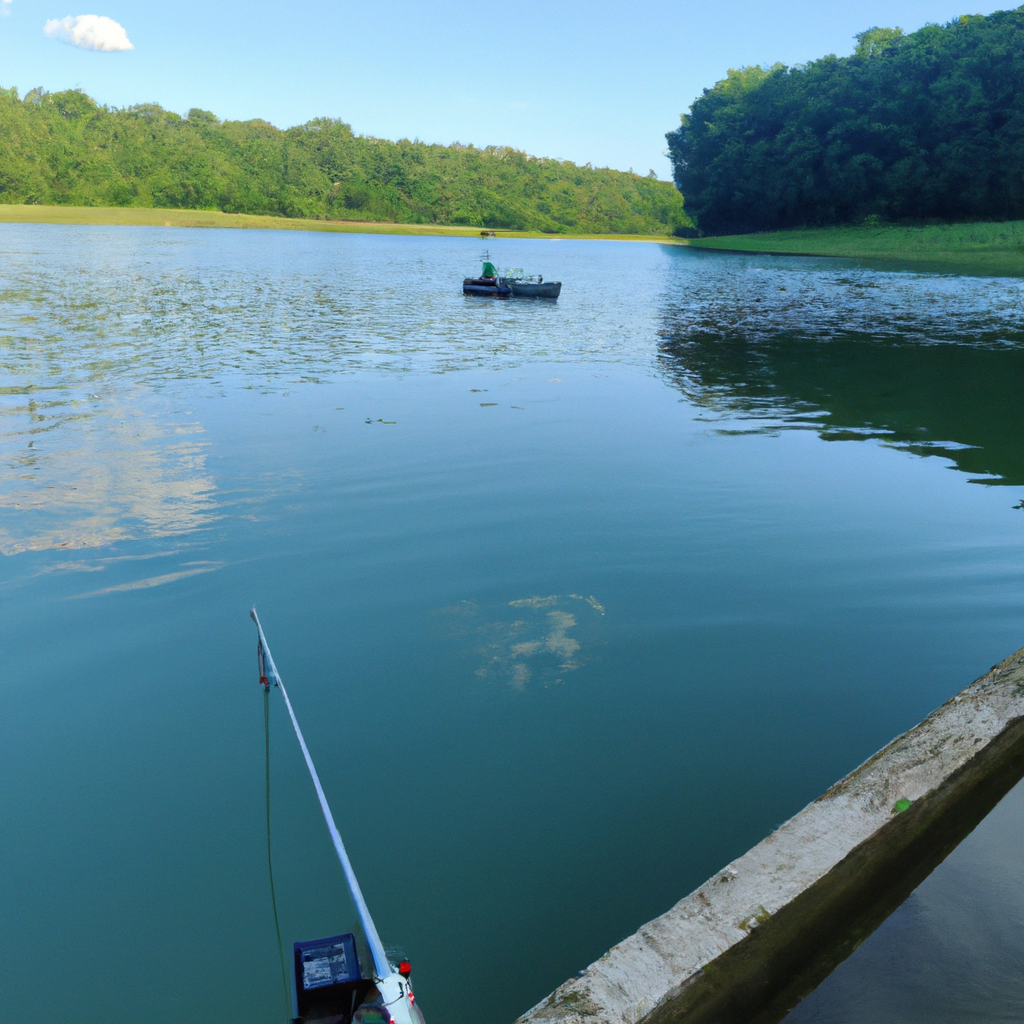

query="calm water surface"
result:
[2,226,1024,1023]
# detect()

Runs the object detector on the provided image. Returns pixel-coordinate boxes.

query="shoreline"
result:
[684,221,1024,276]
[0,204,682,244]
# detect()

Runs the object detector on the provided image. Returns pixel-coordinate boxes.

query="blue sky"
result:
[0,0,1008,177]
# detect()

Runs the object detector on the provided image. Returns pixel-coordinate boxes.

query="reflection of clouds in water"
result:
[30,550,178,576]
[0,392,218,555]
[5,548,224,596]
[72,561,224,598]
[439,594,605,689]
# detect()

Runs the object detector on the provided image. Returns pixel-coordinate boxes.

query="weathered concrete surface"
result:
[517,646,1024,1024]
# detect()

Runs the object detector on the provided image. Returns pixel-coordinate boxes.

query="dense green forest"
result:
[0,87,688,234]
[667,7,1024,234]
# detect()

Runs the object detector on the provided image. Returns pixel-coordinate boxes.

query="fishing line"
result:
[264,681,291,1022]
[252,610,417,1024]
[252,608,392,980]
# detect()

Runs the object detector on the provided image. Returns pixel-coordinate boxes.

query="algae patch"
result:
[436,593,605,689]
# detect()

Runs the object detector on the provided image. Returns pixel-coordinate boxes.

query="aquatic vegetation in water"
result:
[437,593,605,689]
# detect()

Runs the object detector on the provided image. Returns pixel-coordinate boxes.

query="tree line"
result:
[0,87,689,235]
[667,7,1024,234]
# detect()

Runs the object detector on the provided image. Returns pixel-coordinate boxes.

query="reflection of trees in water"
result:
[657,326,1024,487]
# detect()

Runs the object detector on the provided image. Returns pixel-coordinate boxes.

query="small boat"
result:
[463,257,510,298]
[251,609,426,1024]
[505,269,562,299]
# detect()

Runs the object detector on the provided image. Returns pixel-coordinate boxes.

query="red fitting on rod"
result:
[257,638,270,688]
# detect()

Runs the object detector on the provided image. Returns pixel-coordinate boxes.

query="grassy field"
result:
[0,204,680,243]
[687,221,1024,275]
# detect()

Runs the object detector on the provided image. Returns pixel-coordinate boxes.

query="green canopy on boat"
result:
[482,261,497,278]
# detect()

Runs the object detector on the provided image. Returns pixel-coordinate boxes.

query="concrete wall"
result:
[516,646,1024,1024]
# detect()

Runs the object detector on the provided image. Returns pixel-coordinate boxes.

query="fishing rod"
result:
[252,608,423,1024]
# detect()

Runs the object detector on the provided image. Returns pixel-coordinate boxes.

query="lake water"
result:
[2,225,1023,1024]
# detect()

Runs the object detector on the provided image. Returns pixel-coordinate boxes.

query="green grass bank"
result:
[0,204,681,243]
[687,221,1024,276]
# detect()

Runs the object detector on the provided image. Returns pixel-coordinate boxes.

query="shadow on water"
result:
[692,722,1024,1024]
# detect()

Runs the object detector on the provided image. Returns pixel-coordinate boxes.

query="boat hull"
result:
[510,280,561,298]
[463,277,511,298]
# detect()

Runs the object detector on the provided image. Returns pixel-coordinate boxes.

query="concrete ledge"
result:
[517,646,1024,1024]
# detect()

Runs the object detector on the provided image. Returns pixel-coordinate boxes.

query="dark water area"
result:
[661,329,1024,487]
[1,228,1023,1024]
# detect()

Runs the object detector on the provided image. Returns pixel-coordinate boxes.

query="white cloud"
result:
[43,14,133,51]
[1,0,11,18]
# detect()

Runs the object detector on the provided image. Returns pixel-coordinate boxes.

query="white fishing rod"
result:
[250,607,393,981]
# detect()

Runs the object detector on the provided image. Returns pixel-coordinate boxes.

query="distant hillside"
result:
[0,87,689,235]
[667,7,1024,234]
